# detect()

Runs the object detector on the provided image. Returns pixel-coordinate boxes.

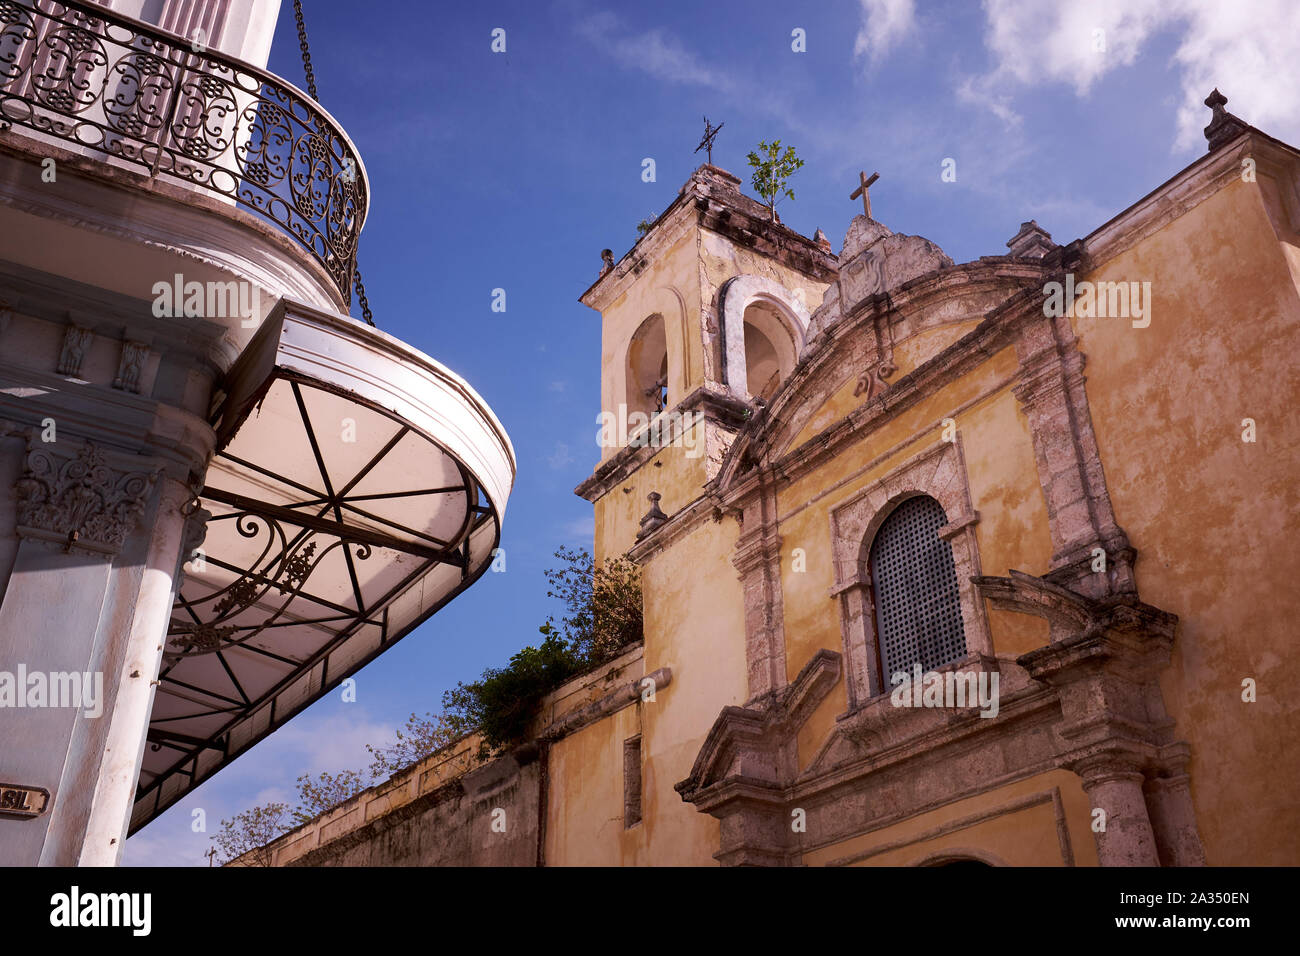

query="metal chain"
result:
[292,0,375,327]
[291,0,318,101]
[353,263,373,326]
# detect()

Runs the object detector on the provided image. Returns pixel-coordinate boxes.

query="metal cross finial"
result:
[850,170,880,218]
[695,116,724,166]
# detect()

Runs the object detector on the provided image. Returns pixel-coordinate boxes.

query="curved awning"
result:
[131,300,514,831]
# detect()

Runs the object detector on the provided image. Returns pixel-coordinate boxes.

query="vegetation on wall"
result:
[212,547,642,864]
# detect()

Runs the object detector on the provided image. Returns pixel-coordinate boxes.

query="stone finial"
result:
[1203,88,1248,152]
[813,227,832,253]
[636,491,669,539]
[600,249,615,275]
[1006,220,1055,259]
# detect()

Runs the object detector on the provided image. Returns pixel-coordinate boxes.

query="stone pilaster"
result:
[1076,757,1161,866]
[1013,290,1135,601]
[1144,757,1207,867]
[979,570,1206,867]
[732,476,786,702]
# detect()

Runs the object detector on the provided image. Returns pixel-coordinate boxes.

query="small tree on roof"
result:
[747,139,804,223]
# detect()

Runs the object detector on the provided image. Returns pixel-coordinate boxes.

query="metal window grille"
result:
[869,495,967,681]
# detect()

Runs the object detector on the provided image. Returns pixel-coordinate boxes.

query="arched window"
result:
[741,300,797,402]
[869,495,967,680]
[626,314,668,416]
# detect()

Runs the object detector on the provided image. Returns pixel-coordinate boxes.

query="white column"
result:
[79,475,192,866]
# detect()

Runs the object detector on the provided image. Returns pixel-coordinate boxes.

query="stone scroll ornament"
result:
[853,358,897,401]
[14,441,158,556]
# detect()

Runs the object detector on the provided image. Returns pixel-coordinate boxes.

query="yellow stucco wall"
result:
[547,515,747,865]
[599,230,701,455]
[1072,176,1300,865]
[592,421,708,565]
[802,770,1099,867]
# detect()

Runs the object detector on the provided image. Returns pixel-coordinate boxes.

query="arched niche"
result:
[718,275,809,401]
[626,312,669,417]
[742,299,799,402]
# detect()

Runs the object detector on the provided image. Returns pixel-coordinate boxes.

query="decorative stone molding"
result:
[808,215,954,337]
[113,340,150,393]
[827,436,990,710]
[976,569,1205,866]
[56,323,94,377]
[540,667,671,743]
[823,788,1071,867]
[14,440,158,556]
[851,356,897,401]
[636,492,668,539]
[676,650,841,866]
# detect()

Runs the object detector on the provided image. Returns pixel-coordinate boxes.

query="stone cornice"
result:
[579,164,839,312]
[574,386,751,503]
[1082,129,1300,271]
[0,260,236,376]
[539,667,671,743]
[0,367,216,478]
[625,494,715,564]
[676,650,840,804]
[578,195,699,311]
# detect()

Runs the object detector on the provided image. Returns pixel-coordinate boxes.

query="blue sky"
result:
[124,0,1300,864]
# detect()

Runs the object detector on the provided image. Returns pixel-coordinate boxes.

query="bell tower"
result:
[576,164,839,562]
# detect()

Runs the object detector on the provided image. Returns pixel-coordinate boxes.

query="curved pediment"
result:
[714,257,1049,491]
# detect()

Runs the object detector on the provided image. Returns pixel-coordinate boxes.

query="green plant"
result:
[291,769,369,826]
[746,139,804,222]
[211,802,289,866]
[366,711,460,779]
[443,547,643,757]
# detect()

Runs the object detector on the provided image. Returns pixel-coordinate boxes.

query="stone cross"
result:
[850,170,880,218]
[695,116,724,166]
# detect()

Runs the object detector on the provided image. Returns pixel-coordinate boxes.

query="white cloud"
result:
[973,0,1300,151]
[854,0,917,64]
[561,515,595,543]
[576,11,733,92]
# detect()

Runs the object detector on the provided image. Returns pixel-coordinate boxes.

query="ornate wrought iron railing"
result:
[0,0,366,304]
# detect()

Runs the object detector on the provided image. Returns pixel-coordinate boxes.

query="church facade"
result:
[260,92,1299,867]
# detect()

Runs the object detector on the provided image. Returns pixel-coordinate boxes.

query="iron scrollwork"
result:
[168,509,370,657]
[0,0,365,304]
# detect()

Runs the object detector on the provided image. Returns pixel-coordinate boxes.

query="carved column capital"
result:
[15,439,159,556]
